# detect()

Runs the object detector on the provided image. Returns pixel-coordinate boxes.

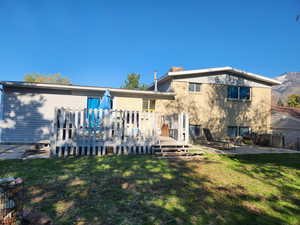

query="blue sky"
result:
[0,0,299,87]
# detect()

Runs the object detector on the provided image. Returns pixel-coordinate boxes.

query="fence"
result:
[0,177,24,225]
[50,108,161,157]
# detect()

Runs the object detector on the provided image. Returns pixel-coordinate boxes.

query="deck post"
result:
[184,112,189,144]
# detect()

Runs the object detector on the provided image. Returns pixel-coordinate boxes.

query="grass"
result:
[0,154,300,225]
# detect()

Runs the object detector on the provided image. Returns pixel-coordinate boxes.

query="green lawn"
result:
[0,154,300,225]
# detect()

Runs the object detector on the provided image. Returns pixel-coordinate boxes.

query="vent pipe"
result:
[154,71,158,92]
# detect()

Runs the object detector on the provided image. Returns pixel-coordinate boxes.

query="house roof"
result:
[272,105,300,119]
[0,81,175,99]
[149,66,281,88]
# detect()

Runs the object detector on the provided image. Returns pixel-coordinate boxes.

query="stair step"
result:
[157,155,204,159]
[154,148,188,152]
[155,152,203,156]
[153,145,190,148]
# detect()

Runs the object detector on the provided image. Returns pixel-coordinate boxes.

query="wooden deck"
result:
[51,108,190,157]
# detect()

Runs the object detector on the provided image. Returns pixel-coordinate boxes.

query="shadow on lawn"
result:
[228,154,300,223]
[0,156,293,225]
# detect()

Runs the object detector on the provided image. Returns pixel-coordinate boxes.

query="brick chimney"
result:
[169,67,184,72]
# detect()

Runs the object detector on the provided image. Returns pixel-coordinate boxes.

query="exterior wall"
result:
[156,79,272,138]
[0,87,87,143]
[272,112,300,148]
[0,87,155,143]
[114,96,142,111]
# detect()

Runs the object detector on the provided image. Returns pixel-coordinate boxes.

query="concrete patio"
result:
[193,144,300,154]
[0,144,50,159]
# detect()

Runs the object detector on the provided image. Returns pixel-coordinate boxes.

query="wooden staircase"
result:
[153,136,203,159]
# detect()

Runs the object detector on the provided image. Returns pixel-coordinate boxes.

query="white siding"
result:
[0,88,87,143]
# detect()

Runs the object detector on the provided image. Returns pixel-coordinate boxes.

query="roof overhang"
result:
[149,66,281,88]
[0,81,175,100]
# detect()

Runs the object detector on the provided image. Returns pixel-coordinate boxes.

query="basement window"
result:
[228,126,250,138]
[189,125,202,137]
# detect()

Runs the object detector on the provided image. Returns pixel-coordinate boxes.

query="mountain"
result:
[272,72,300,105]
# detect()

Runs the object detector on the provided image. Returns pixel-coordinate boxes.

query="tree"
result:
[24,73,71,84]
[277,98,285,107]
[139,84,148,90]
[121,73,148,90]
[287,94,300,107]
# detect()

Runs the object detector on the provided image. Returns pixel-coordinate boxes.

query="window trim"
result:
[227,86,251,101]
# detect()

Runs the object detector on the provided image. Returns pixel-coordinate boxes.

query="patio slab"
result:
[0,144,50,159]
[192,144,300,154]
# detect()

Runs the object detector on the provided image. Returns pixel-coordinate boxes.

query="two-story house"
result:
[150,67,280,140]
[0,66,280,144]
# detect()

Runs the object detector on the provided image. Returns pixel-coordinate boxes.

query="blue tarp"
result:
[87,90,112,128]
[99,90,112,110]
[87,97,100,110]
[87,97,100,128]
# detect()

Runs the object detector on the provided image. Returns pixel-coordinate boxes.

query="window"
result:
[228,87,239,99]
[143,99,156,112]
[189,83,201,92]
[189,125,202,137]
[239,127,250,136]
[227,86,251,100]
[240,87,251,100]
[228,126,250,138]
[228,126,238,138]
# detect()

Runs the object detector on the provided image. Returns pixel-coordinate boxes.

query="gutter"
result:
[0,81,175,96]
[149,67,281,88]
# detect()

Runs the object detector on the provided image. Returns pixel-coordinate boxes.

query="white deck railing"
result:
[50,108,160,157]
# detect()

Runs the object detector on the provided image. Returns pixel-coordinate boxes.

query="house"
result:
[0,82,174,143]
[0,66,280,145]
[271,105,300,149]
[151,67,280,141]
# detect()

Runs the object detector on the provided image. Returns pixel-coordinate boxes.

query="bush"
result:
[242,139,253,145]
